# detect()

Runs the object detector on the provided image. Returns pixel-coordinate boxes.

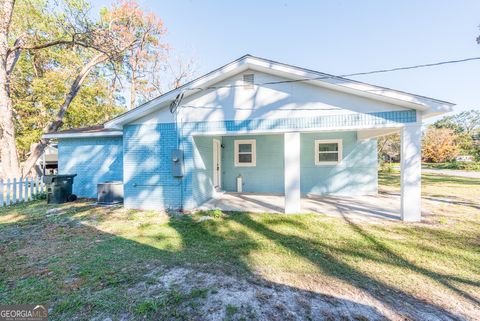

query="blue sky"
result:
[95,0,480,121]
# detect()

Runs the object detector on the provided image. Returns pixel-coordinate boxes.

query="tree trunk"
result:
[0,0,21,179]
[130,60,137,110]
[21,53,107,176]
[128,70,137,110]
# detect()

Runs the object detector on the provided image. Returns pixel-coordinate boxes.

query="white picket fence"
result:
[0,176,46,207]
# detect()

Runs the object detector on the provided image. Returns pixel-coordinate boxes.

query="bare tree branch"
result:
[6,37,23,75]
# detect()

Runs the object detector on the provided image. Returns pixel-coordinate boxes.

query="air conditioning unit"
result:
[97,181,123,205]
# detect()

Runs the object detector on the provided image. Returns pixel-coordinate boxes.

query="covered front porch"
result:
[192,124,421,221]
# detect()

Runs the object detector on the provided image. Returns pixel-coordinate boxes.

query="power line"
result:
[190,56,480,91]
[339,56,480,77]
[169,56,479,113]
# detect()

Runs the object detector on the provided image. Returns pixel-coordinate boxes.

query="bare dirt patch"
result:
[125,266,468,321]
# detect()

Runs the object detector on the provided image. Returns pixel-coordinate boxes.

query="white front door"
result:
[213,139,222,190]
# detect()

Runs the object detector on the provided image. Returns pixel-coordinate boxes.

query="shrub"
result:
[422,127,458,163]
[197,209,224,219]
[208,209,223,219]
[422,161,480,171]
[33,192,47,200]
[378,162,397,173]
[448,161,480,171]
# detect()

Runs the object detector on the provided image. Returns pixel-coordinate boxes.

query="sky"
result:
[94,0,480,123]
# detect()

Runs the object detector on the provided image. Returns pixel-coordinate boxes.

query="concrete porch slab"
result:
[197,192,402,221]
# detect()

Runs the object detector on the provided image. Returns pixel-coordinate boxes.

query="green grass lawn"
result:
[0,172,479,320]
[381,161,480,171]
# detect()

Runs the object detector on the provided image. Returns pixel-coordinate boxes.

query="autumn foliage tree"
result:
[433,109,480,159]
[422,127,458,163]
[0,0,170,178]
[103,1,168,109]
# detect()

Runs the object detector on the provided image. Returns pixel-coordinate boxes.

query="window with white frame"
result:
[315,139,342,165]
[234,139,256,166]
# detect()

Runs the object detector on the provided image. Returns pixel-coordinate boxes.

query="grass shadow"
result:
[0,199,476,320]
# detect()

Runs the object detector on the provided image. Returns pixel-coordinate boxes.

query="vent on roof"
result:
[243,74,254,89]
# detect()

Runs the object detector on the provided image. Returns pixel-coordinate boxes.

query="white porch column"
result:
[400,124,422,221]
[284,132,301,213]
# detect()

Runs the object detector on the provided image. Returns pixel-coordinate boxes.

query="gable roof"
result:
[104,54,455,129]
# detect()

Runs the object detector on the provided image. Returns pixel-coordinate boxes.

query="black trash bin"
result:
[43,174,77,204]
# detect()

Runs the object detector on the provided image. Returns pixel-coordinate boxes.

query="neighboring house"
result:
[44,55,454,221]
[34,144,58,175]
[0,144,58,178]
[455,155,474,162]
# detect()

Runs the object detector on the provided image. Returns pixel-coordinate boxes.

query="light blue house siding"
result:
[57,110,412,210]
[57,137,123,198]
[300,132,377,195]
[122,122,223,210]
[122,123,183,210]
[221,134,284,193]
[218,132,376,196]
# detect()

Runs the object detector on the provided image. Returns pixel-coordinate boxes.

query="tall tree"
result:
[166,53,197,91]
[108,0,168,110]
[122,27,196,108]
[0,0,20,177]
[433,109,480,135]
[11,43,125,160]
[377,133,400,162]
[433,110,480,159]
[0,0,167,178]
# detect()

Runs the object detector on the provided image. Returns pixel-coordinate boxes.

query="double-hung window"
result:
[234,139,256,167]
[315,139,342,165]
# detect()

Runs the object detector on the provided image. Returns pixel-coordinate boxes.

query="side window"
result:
[234,139,256,167]
[315,139,342,165]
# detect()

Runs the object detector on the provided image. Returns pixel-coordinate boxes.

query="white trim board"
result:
[213,139,222,189]
[43,131,123,139]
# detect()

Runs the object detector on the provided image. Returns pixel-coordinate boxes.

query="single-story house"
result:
[44,55,454,221]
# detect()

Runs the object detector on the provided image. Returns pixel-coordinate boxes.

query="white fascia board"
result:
[43,131,123,139]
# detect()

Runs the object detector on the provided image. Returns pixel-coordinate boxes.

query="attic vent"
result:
[243,74,254,89]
